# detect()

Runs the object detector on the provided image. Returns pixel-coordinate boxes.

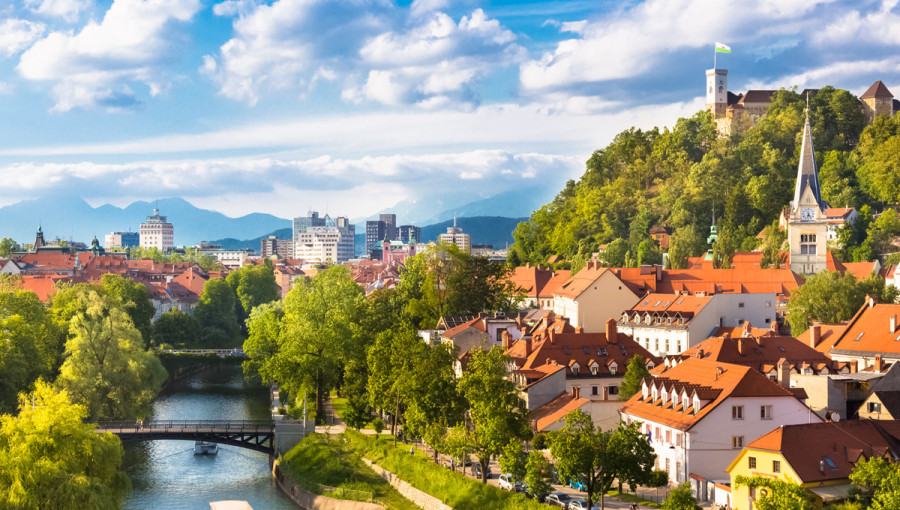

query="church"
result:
[786,112,829,275]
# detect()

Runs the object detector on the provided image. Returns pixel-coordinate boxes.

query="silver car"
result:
[545,492,573,507]
[567,499,600,510]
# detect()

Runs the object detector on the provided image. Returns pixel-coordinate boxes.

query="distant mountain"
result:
[211,216,525,255]
[0,196,291,246]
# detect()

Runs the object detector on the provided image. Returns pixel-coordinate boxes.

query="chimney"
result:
[778,358,791,388]
[722,331,731,340]
[696,348,704,359]
[501,330,512,350]
[869,295,877,308]
[891,315,897,334]
[549,329,556,344]
[850,360,858,374]
[525,337,532,357]
[875,354,884,373]
[572,387,580,399]
[810,324,821,349]
[575,326,584,334]
[606,318,618,344]
[737,338,746,356]
[743,321,752,337]
[756,335,764,347]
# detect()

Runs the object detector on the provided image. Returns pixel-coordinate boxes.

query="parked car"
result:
[498,473,522,491]
[567,499,600,510]
[545,492,573,507]
[521,483,546,503]
[471,461,492,479]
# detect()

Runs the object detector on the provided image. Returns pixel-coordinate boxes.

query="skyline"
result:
[0,0,898,220]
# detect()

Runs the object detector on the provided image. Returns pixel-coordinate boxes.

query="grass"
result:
[606,490,663,508]
[343,430,548,510]
[281,432,418,510]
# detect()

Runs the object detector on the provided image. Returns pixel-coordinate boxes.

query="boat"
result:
[194,441,218,455]
[210,501,252,510]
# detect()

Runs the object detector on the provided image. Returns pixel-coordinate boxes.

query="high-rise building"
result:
[366,221,386,259]
[295,216,355,264]
[139,209,174,251]
[260,235,294,258]
[292,211,327,258]
[397,225,421,244]
[105,231,140,250]
[439,217,471,254]
[380,213,397,240]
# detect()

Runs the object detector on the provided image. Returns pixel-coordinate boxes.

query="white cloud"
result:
[26,0,92,22]
[815,0,900,46]
[212,0,262,17]
[744,56,900,92]
[17,0,201,111]
[0,18,45,57]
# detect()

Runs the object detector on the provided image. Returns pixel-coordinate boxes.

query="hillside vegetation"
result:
[508,87,900,271]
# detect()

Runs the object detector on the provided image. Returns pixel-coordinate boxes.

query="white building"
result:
[294,222,355,264]
[439,217,471,254]
[619,358,819,486]
[552,261,642,333]
[618,292,777,357]
[104,231,140,250]
[139,209,174,251]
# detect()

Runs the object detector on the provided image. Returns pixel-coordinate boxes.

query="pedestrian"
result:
[409,446,415,455]
[135,420,139,431]
[139,420,144,431]
[631,503,638,510]
[450,458,455,471]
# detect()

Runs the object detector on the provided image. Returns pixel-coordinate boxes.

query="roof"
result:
[793,114,825,209]
[440,317,486,339]
[828,302,900,357]
[870,391,900,417]
[739,90,776,104]
[741,420,900,483]
[554,265,617,299]
[861,80,894,99]
[509,265,571,298]
[613,266,801,297]
[826,252,878,280]
[825,207,855,219]
[529,392,590,432]
[619,358,802,431]
[799,322,849,354]
[627,293,712,317]
[680,332,840,374]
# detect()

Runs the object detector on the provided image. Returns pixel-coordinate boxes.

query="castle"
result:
[706,68,899,135]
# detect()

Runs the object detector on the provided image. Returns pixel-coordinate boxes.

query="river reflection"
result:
[122,364,297,510]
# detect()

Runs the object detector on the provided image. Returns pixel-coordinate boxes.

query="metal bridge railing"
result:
[95,419,284,433]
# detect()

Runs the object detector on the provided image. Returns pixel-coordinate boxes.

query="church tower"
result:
[706,68,728,118]
[788,110,828,275]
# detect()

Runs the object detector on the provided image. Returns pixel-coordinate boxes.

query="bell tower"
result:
[706,69,728,118]
[788,107,829,275]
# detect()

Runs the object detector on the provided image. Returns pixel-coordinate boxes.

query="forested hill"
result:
[508,87,900,271]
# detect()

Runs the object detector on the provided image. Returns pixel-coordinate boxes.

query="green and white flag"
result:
[715,42,732,53]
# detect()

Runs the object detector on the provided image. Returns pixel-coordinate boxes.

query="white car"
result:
[567,499,600,510]
[498,473,522,491]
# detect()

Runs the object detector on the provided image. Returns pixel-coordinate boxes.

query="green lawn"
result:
[281,433,418,510]
[343,430,547,510]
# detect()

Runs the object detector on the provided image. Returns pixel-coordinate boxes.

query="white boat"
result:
[210,501,252,510]
[194,441,218,455]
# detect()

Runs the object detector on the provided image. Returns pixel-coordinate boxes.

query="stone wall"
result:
[272,461,384,510]
[362,458,453,510]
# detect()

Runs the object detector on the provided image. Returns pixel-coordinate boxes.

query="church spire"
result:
[792,106,825,210]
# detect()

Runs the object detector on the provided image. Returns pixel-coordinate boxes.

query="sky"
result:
[0,0,898,221]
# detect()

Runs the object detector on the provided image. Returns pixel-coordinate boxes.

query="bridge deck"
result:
[97,420,281,454]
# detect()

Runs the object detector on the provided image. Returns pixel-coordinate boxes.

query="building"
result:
[860,80,897,120]
[366,220,387,259]
[806,299,900,371]
[552,261,642,333]
[104,231,140,250]
[617,292,777,357]
[380,214,397,239]
[727,420,900,509]
[619,358,818,488]
[292,211,327,257]
[438,217,471,254]
[509,264,571,309]
[294,218,355,265]
[439,314,523,355]
[787,113,829,275]
[260,236,294,259]
[139,209,174,251]
[397,224,421,244]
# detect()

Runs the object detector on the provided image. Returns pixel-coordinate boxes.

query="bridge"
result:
[96,420,280,454]
[160,348,247,358]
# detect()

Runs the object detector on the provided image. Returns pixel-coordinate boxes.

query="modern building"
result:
[139,209,174,251]
[292,211,327,256]
[397,224,421,244]
[438,217,471,254]
[104,231,140,250]
[366,220,387,259]
[380,214,397,239]
[260,236,294,259]
[294,216,355,264]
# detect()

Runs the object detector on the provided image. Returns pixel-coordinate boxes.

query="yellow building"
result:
[727,420,900,509]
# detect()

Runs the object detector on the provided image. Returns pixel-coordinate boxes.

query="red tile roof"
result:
[680,332,842,374]
[861,80,894,99]
[529,392,590,432]
[554,265,617,299]
[825,302,900,357]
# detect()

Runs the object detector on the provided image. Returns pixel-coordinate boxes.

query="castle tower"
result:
[788,110,829,275]
[860,80,895,121]
[706,69,728,118]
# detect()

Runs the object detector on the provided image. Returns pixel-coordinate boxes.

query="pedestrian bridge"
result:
[96,420,294,454]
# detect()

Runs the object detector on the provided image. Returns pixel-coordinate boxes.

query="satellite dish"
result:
[832,412,840,422]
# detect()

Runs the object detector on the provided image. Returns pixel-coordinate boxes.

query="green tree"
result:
[785,271,866,335]
[666,225,706,269]
[55,290,167,421]
[100,274,155,347]
[618,355,650,401]
[601,238,628,267]
[194,277,242,348]
[0,381,131,510]
[549,411,655,509]
[524,450,554,501]
[734,475,812,510]
[446,255,523,315]
[150,308,200,348]
[0,238,20,257]
[226,263,280,323]
[849,456,900,510]
[367,326,422,441]
[458,346,531,483]
[662,483,701,510]
[498,440,527,483]
[759,221,787,269]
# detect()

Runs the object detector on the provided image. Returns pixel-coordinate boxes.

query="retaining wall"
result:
[361,458,453,510]
[272,461,384,510]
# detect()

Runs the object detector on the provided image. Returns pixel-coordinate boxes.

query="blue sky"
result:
[0,0,898,221]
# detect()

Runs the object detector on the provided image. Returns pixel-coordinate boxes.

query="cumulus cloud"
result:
[25,0,92,22]
[17,0,200,111]
[0,18,45,57]
[815,0,900,46]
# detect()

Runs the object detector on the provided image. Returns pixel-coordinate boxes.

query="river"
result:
[121,364,297,510]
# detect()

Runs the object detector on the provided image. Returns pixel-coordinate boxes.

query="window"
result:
[869,402,882,413]
[738,302,745,308]
[676,433,682,446]
[732,405,744,420]
[676,341,682,352]
[666,430,671,444]
[773,460,781,473]
[608,386,619,396]
[665,458,670,472]
[655,339,659,351]
[761,405,773,420]
[748,456,757,469]
[800,234,817,255]
[732,436,744,448]
[592,386,599,396]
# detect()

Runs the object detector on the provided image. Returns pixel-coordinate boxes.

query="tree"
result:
[849,456,900,510]
[524,450,553,501]
[226,264,280,324]
[0,238,20,257]
[458,346,531,483]
[150,308,200,348]
[618,355,650,401]
[194,277,242,348]
[549,411,655,509]
[734,475,812,510]
[785,271,866,335]
[662,483,700,510]
[446,255,523,315]
[242,301,284,381]
[367,326,422,441]
[498,440,527,483]
[55,290,167,421]
[759,221,787,269]
[666,225,706,269]
[0,381,131,510]
[100,274,155,347]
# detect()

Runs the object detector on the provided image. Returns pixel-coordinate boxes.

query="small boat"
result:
[194,441,218,455]
[210,501,252,510]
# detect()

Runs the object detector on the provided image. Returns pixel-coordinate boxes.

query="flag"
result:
[715,42,732,53]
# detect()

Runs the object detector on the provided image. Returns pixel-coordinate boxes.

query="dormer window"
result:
[609,362,618,375]
[693,396,700,413]
[590,362,599,375]
[642,382,649,399]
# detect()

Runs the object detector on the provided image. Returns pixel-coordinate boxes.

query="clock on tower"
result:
[801,207,815,221]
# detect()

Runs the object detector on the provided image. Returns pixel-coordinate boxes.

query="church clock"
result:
[801,207,815,221]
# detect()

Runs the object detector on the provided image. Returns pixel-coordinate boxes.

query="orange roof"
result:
[509,265,570,298]
[827,302,900,357]
[440,317,486,339]
[19,274,71,302]
[797,322,849,354]
[826,252,878,280]
[681,333,840,374]
[629,293,712,315]
[612,266,801,297]
[554,265,615,299]
[529,392,590,432]
[745,420,900,483]
[619,358,801,431]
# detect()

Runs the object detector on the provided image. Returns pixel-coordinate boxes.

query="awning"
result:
[808,483,853,502]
